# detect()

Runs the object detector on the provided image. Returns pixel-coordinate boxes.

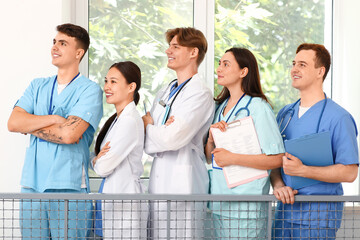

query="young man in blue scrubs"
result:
[8,23,103,239]
[271,43,359,239]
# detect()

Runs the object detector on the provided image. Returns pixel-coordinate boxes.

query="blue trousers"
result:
[272,219,337,240]
[20,188,93,240]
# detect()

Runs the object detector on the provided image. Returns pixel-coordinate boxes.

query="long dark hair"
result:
[95,61,141,155]
[215,48,270,105]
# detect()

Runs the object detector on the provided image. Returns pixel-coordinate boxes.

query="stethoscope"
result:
[217,93,253,123]
[158,77,191,125]
[278,93,328,139]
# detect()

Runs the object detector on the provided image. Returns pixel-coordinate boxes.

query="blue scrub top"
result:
[276,98,359,228]
[16,75,103,192]
[210,96,284,218]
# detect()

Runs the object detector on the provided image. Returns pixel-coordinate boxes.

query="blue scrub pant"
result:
[272,219,336,240]
[212,213,267,239]
[20,188,93,240]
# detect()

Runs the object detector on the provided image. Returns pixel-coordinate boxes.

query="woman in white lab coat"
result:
[142,27,214,239]
[205,48,284,239]
[92,61,147,239]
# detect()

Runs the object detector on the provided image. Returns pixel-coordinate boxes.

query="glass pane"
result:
[214,0,332,114]
[89,0,194,177]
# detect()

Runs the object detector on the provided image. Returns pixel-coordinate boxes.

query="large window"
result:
[89,0,332,178]
[214,0,332,114]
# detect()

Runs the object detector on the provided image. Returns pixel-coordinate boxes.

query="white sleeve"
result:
[145,89,214,154]
[94,116,138,177]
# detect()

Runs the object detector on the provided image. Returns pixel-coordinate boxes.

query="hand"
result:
[142,112,154,130]
[211,148,233,167]
[165,116,174,126]
[52,115,67,124]
[208,121,228,144]
[74,135,83,144]
[273,185,298,204]
[210,120,228,132]
[282,153,306,176]
[92,141,110,166]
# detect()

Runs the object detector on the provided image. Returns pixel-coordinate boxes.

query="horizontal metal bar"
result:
[0,193,359,202]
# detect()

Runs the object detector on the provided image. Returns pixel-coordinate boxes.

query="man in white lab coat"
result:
[142,27,214,239]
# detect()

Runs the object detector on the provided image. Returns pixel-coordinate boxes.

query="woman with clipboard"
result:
[205,48,285,239]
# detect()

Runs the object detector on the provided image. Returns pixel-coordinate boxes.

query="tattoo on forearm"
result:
[32,116,84,144]
[62,116,83,130]
[33,129,64,144]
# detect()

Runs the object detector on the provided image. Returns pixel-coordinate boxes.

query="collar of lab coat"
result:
[118,101,136,119]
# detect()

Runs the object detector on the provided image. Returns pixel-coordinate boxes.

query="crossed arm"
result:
[8,106,89,144]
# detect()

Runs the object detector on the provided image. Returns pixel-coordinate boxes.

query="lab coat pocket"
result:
[173,165,193,194]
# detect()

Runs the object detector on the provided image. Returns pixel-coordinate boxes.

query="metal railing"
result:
[0,193,359,239]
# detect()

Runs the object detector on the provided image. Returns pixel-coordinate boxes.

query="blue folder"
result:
[283,131,334,190]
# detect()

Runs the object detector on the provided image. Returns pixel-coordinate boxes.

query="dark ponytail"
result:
[95,113,117,155]
[95,61,142,155]
[134,92,140,105]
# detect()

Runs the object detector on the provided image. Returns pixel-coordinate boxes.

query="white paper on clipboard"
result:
[210,116,268,188]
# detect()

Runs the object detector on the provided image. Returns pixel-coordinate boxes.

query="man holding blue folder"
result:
[271,43,359,239]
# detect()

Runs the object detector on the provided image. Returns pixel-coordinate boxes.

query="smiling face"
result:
[165,35,195,72]
[51,32,84,69]
[216,51,244,89]
[104,67,134,107]
[291,49,324,91]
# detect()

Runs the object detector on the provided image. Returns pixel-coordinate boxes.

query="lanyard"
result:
[161,77,192,124]
[168,77,191,101]
[48,73,80,115]
[218,93,246,123]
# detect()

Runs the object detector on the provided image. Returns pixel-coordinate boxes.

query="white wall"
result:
[0,0,62,192]
[0,0,359,194]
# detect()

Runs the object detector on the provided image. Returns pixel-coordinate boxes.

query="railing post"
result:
[64,199,69,240]
[267,201,272,240]
[167,200,171,240]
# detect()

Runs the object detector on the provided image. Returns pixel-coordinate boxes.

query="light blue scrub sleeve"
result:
[15,78,45,114]
[67,82,103,131]
[331,114,359,165]
[251,100,285,155]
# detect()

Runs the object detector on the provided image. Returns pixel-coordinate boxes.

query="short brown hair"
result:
[165,27,207,66]
[296,43,331,81]
[56,23,90,60]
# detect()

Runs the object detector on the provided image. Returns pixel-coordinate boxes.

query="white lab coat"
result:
[93,101,147,239]
[145,73,214,239]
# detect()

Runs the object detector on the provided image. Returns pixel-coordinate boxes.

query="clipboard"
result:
[284,131,333,189]
[211,120,242,169]
[211,116,268,188]
[211,119,245,170]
